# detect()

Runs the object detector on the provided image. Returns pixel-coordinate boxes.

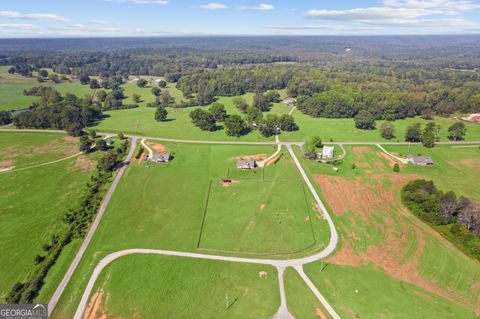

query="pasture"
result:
[295,144,480,318]
[83,254,279,319]
[49,142,331,318]
[0,132,95,301]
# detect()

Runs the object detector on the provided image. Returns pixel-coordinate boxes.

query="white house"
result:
[322,146,334,159]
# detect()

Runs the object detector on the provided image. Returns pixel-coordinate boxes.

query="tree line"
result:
[402,180,480,260]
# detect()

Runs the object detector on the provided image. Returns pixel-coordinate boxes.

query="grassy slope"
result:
[0,132,94,301]
[86,254,279,318]
[51,142,330,318]
[304,263,476,319]
[295,145,480,318]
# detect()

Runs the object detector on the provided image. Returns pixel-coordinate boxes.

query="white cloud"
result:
[0,23,37,30]
[253,4,275,11]
[200,2,227,10]
[90,19,112,25]
[304,0,480,26]
[0,11,66,21]
[239,4,275,11]
[68,24,87,29]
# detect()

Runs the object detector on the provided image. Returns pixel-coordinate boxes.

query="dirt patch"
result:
[221,179,240,187]
[374,161,386,169]
[0,160,14,167]
[0,146,19,159]
[461,158,480,170]
[448,161,460,169]
[71,156,96,171]
[234,154,267,160]
[137,153,145,164]
[260,203,266,210]
[83,289,109,319]
[146,142,167,153]
[352,147,371,155]
[377,151,402,168]
[33,140,61,154]
[258,271,268,278]
[318,172,476,311]
[63,136,77,143]
[304,215,310,222]
[315,308,328,319]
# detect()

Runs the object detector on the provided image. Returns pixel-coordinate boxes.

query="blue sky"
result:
[1,0,480,37]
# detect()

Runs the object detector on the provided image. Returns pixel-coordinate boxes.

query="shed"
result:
[408,156,434,166]
[105,139,113,146]
[237,159,256,170]
[151,153,171,163]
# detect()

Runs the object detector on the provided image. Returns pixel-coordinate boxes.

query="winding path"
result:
[3,128,478,318]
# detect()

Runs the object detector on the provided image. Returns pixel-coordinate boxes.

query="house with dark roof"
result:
[237,158,256,170]
[151,153,171,163]
[408,156,434,166]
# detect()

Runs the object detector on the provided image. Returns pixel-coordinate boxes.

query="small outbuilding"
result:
[151,153,172,163]
[237,159,256,170]
[321,146,335,159]
[284,97,297,105]
[105,139,113,146]
[408,156,434,166]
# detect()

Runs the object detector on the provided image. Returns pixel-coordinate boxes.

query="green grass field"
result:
[84,254,279,318]
[0,66,95,111]
[199,179,316,254]
[0,132,95,301]
[295,144,480,318]
[50,142,330,318]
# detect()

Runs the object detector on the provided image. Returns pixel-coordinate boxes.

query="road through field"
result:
[71,141,340,319]
[47,137,137,316]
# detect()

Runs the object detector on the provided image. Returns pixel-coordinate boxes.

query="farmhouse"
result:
[284,97,297,105]
[151,153,171,163]
[237,158,256,170]
[408,156,434,166]
[321,146,334,159]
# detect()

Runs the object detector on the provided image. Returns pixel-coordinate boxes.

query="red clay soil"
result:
[63,136,77,143]
[234,154,267,160]
[352,147,371,155]
[377,151,402,168]
[146,142,167,153]
[461,158,480,170]
[0,160,14,167]
[83,289,109,319]
[314,173,477,310]
[137,153,145,164]
[315,308,329,319]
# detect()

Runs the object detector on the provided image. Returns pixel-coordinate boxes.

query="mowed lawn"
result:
[383,144,480,199]
[0,132,95,301]
[199,179,315,254]
[50,142,330,318]
[84,255,279,319]
[295,144,480,318]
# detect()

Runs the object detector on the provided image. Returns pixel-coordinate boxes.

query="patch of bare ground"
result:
[0,160,14,167]
[146,142,167,153]
[63,135,77,143]
[448,161,460,169]
[314,173,477,310]
[377,151,403,168]
[233,154,267,160]
[315,308,328,319]
[461,158,480,170]
[33,139,62,154]
[0,146,19,159]
[83,289,110,319]
[71,156,96,171]
[352,147,371,155]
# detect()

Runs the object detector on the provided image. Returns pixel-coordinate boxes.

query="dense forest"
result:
[1,36,480,128]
